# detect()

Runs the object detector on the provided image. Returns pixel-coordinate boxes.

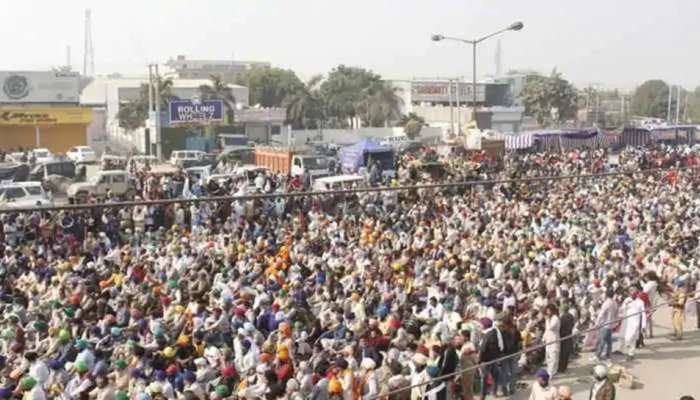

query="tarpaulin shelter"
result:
[505,128,615,151]
[339,139,394,172]
[621,125,697,147]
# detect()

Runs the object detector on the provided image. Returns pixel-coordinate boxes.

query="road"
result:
[511,306,700,400]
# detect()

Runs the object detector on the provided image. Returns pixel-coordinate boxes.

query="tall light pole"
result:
[432,21,524,131]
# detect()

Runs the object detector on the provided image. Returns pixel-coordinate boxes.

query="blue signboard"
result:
[169,100,224,124]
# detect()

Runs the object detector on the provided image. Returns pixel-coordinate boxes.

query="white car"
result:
[169,150,206,168]
[31,148,55,164]
[66,146,97,163]
[0,182,54,209]
[312,174,366,192]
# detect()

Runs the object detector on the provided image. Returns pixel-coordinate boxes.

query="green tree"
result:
[283,75,324,129]
[199,74,237,124]
[398,112,426,139]
[235,67,303,107]
[117,78,175,130]
[320,65,383,127]
[520,70,578,126]
[357,82,403,127]
[630,80,669,118]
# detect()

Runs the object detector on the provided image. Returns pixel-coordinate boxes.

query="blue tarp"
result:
[339,139,394,172]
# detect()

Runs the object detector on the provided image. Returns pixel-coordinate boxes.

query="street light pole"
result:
[432,21,524,132]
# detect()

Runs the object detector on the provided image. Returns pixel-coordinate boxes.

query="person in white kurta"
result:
[619,289,647,359]
[543,305,561,379]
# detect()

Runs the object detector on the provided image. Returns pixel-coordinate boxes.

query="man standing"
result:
[671,280,688,340]
[478,318,503,399]
[592,290,617,361]
[619,288,646,361]
[543,304,560,379]
[588,365,615,400]
[558,304,575,373]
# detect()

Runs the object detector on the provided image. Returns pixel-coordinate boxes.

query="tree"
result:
[117,77,176,130]
[399,112,426,139]
[357,82,403,127]
[630,80,669,119]
[520,70,578,126]
[199,74,237,124]
[283,75,324,129]
[235,67,304,107]
[687,87,700,123]
[320,65,383,127]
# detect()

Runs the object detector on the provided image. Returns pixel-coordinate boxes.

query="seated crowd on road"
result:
[0,144,698,400]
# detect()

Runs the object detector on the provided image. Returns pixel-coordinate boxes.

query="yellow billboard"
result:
[0,107,92,125]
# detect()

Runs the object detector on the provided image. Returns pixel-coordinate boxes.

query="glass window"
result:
[5,188,26,199]
[112,174,126,183]
[25,186,42,196]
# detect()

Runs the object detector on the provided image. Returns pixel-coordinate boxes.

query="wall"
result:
[0,124,87,153]
[284,127,443,146]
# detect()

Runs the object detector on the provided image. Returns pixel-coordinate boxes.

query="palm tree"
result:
[199,75,237,124]
[358,83,403,127]
[117,77,176,130]
[284,75,324,129]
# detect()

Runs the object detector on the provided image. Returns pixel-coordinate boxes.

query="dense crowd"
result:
[0,145,699,400]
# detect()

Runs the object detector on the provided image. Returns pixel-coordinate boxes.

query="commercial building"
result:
[0,71,92,153]
[389,79,524,134]
[163,55,270,83]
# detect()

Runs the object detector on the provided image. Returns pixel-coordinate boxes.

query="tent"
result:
[339,139,394,172]
[505,128,610,151]
[622,125,697,147]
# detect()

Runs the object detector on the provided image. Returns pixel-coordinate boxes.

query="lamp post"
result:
[432,21,523,130]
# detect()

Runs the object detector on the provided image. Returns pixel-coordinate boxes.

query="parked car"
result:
[217,146,255,165]
[67,170,135,203]
[0,162,30,182]
[0,182,54,209]
[28,160,77,182]
[312,174,366,192]
[5,152,28,163]
[66,146,97,164]
[31,148,55,164]
[170,150,206,168]
[100,154,128,171]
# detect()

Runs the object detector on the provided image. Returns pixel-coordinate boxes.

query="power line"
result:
[1,164,691,214]
[368,289,697,399]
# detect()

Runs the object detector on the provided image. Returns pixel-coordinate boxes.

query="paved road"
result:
[510,306,700,400]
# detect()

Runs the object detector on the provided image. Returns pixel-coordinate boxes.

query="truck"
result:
[254,148,330,178]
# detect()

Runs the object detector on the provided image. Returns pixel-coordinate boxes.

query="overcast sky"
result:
[4,0,698,90]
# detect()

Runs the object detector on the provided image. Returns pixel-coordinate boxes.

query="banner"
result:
[411,81,486,103]
[169,100,224,124]
[0,107,92,125]
[0,71,81,103]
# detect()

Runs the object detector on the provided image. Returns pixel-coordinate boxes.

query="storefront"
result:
[0,107,93,152]
[0,71,91,153]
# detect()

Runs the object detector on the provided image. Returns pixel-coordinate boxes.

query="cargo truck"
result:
[254,148,330,178]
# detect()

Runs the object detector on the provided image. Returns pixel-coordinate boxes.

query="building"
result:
[389,78,524,134]
[81,76,285,155]
[163,55,270,83]
[0,71,93,153]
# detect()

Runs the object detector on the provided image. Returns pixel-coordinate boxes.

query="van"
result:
[170,150,206,168]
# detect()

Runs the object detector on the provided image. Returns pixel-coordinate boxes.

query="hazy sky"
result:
[4,0,698,90]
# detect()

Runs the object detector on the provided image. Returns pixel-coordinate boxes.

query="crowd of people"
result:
[0,144,698,399]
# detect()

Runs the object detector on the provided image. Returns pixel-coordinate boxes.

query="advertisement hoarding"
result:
[0,71,81,103]
[169,100,224,124]
[411,81,486,103]
[0,107,92,125]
